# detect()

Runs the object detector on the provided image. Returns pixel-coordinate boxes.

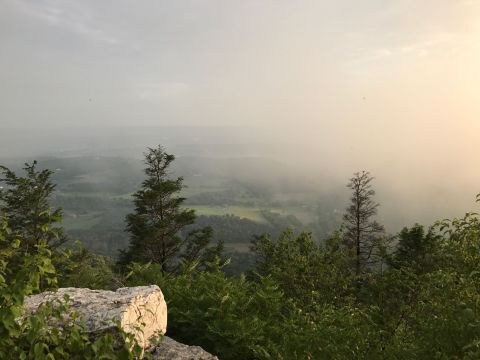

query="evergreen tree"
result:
[390,224,438,272]
[342,171,385,275]
[119,145,221,272]
[0,161,67,252]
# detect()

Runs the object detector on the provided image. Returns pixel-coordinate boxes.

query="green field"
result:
[28,155,343,256]
[189,205,268,223]
[63,212,103,230]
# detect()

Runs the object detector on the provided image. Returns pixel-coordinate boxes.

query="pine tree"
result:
[390,224,438,272]
[342,171,384,275]
[0,161,67,252]
[119,145,221,272]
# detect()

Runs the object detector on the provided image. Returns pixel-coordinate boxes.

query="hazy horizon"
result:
[1,0,479,231]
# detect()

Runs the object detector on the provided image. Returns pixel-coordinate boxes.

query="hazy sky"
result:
[1,0,478,125]
[1,1,480,184]
[1,0,480,224]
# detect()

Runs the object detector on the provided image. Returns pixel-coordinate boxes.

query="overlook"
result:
[1,1,480,358]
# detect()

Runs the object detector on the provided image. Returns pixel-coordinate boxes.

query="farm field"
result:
[2,154,344,256]
[63,211,103,230]
[189,205,269,223]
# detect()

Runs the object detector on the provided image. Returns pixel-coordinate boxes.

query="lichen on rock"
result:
[24,285,167,350]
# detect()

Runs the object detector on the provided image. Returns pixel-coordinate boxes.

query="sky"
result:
[1,0,480,217]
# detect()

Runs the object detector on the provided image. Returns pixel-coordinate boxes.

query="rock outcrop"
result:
[150,337,219,360]
[24,285,167,350]
[24,286,218,359]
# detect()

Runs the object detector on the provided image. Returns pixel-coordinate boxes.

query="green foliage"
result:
[118,146,221,272]
[436,211,480,274]
[0,220,57,348]
[0,161,67,251]
[125,261,376,360]
[363,212,480,359]
[122,203,480,359]
[0,218,140,359]
[127,262,288,359]
[9,299,140,360]
[389,224,439,272]
[3,158,480,359]
[56,242,123,290]
[251,229,355,308]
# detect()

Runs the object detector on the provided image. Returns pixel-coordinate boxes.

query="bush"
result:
[125,261,382,359]
[0,218,141,359]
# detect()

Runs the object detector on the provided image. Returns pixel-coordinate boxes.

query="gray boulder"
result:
[24,285,167,350]
[24,285,218,359]
[150,336,219,360]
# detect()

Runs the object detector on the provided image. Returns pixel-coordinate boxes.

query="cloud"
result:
[10,0,119,44]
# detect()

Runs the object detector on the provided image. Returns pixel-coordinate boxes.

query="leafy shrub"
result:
[251,229,356,308]
[0,218,141,359]
[55,242,123,290]
[126,261,381,359]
